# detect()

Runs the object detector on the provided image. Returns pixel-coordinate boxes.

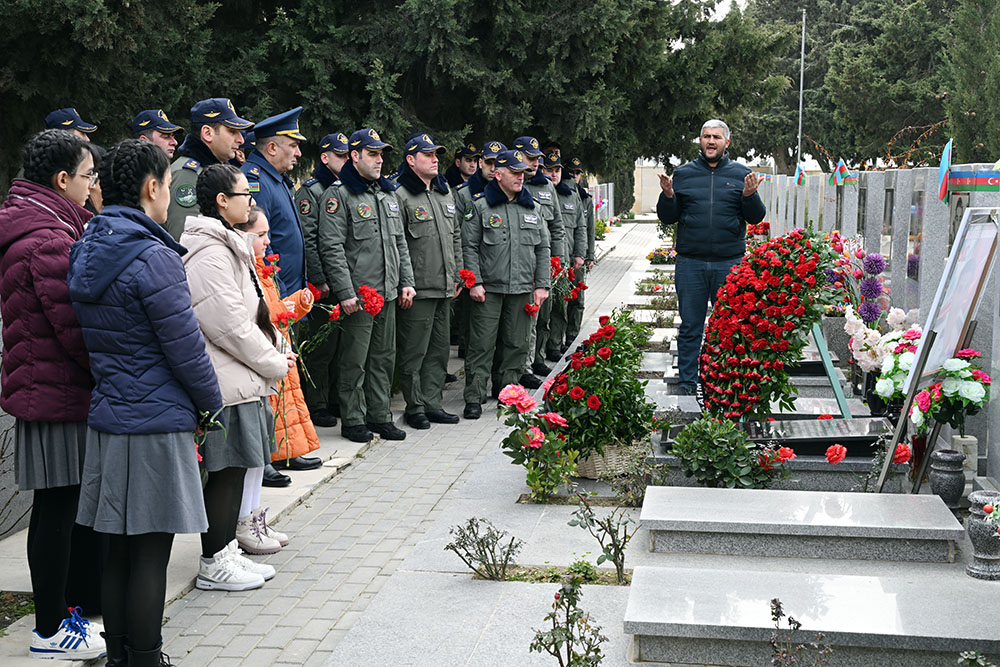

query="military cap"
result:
[494,149,530,173]
[454,142,481,159]
[512,136,543,158]
[253,106,306,141]
[567,156,585,173]
[240,131,256,154]
[480,141,506,160]
[542,152,562,169]
[190,98,254,129]
[541,139,562,153]
[45,108,97,133]
[319,132,349,155]
[349,128,392,152]
[406,133,446,155]
[131,109,182,136]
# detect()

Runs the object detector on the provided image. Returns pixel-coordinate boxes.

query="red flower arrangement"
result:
[329,304,341,321]
[262,253,281,279]
[825,444,847,465]
[699,227,838,420]
[525,303,540,316]
[358,285,384,316]
[458,269,476,289]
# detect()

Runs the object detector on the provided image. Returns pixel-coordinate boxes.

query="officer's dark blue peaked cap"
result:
[349,128,393,152]
[454,143,481,159]
[567,156,584,172]
[319,132,349,155]
[512,136,543,158]
[240,131,256,154]
[406,133,446,154]
[254,107,306,141]
[190,98,254,129]
[495,149,530,172]
[480,141,506,160]
[542,152,562,168]
[45,108,97,133]
[131,109,182,136]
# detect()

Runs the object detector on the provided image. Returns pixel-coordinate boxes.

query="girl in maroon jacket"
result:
[0,129,105,660]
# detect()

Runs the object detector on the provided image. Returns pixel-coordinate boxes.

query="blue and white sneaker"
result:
[29,607,107,660]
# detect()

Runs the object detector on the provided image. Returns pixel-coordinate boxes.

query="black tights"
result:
[201,467,246,558]
[102,532,174,652]
[28,485,80,637]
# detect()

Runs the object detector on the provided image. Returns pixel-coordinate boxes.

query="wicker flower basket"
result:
[575,444,626,480]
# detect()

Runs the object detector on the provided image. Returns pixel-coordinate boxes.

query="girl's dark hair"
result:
[99,139,169,209]
[22,129,91,187]
[197,168,277,347]
[196,163,242,217]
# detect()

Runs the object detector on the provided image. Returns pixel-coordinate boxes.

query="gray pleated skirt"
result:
[14,419,87,491]
[201,398,276,473]
[76,428,208,536]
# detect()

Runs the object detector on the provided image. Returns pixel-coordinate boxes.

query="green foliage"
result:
[671,418,789,489]
[598,440,670,507]
[529,576,607,667]
[444,517,523,580]
[548,309,655,461]
[959,650,998,667]
[568,492,635,585]
[498,387,578,500]
[594,219,607,241]
[566,558,602,584]
[945,0,1000,163]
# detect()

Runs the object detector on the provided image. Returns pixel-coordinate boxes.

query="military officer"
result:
[462,150,550,419]
[132,108,183,159]
[320,128,415,443]
[541,152,587,359]
[243,107,307,297]
[444,143,480,188]
[565,156,597,346]
[45,108,97,141]
[513,135,565,384]
[296,132,350,428]
[165,98,253,241]
[394,134,462,429]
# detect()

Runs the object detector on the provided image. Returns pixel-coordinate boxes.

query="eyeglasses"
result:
[77,170,99,186]
[224,191,254,199]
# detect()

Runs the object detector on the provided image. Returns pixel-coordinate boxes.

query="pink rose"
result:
[825,444,847,465]
[540,412,568,428]
[515,395,538,413]
[526,426,545,448]
[498,384,528,406]
[916,390,932,412]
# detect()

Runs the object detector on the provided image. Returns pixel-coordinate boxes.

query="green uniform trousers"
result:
[546,296,567,355]
[464,292,533,403]
[300,301,341,413]
[337,301,397,426]
[566,266,588,344]
[532,297,553,366]
[397,298,451,415]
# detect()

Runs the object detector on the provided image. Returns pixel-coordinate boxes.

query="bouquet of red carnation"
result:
[525,302,540,316]
[262,253,281,279]
[307,282,324,302]
[458,269,476,289]
[358,285,385,316]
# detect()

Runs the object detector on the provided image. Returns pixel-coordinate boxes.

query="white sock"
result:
[239,467,264,517]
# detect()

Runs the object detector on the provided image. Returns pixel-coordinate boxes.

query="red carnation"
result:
[569,386,585,400]
[587,395,602,410]
[458,268,477,289]
[525,303,540,316]
[825,444,847,465]
[307,282,323,302]
[892,443,911,465]
[264,253,280,263]
[329,304,341,321]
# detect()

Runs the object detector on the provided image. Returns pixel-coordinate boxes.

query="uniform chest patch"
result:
[446,203,455,215]
[299,199,312,215]
[414,206,430,221]
[175,184,196,207]
[537,191,552,201]
[524,214,538,225]
[488,214,503,228]
[357,203,373,219]
[326,197,339,214]
[563,203,575,210]
[387,201,399,213]
[248,182,260,193]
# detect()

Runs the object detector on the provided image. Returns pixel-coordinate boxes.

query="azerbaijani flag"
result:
[835,158,851,185]
[793,163,805,185]
[947,171,1000,192]
[938,138,953,203]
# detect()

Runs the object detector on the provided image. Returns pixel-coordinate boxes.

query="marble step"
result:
[625,565,1000,666]
[644,384,868,420]
[640,487,965,562]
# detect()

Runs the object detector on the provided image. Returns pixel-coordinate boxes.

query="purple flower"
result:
[824,269,840,284]
[858,300,882,323]
[863,253,886,276]
[859,277,883,300]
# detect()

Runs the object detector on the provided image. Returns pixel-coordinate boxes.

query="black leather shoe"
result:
[310,408,337,428]
[406,413,431,429]
[463,402,482,419]
[272,455,323,471]
[262,464,292,488]
[560,342,571,354]
[342,424,374,443]
[518,373,542,389]
[426,409,460,424]
[444,372,459,383]
[531,362,552,376]
[367,422,406,440]
[545,349,562,362]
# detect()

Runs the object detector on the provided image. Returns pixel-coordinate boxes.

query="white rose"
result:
[887,307,906,329]
[875,377,895,398]
[881,355,895,375]
[893,372,907,387]
[898,351,915,371]
[882,331,903,344]
[959,381,986,403]
[943,358,970,372]
[910,408,925,428]
[941,377,961,397]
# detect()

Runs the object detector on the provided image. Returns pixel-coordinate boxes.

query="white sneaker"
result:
[236,513,281,555]
[30,607,107,660]
[253,507,289,547]
[196,544,265,591]
[226,539,276,581]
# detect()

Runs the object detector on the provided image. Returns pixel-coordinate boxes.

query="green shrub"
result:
[670,418,793,489]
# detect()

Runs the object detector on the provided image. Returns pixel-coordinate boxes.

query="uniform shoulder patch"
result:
[325,197,339,214]
[456,182,468,190]
[182,159,200,172]
[472,192,485,200]
[299,198,312,215]
[248,167,260,177]
[333,180,342,186]
[304,177,318,187]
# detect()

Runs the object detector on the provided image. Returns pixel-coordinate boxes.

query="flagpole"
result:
[796,9,806,168]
